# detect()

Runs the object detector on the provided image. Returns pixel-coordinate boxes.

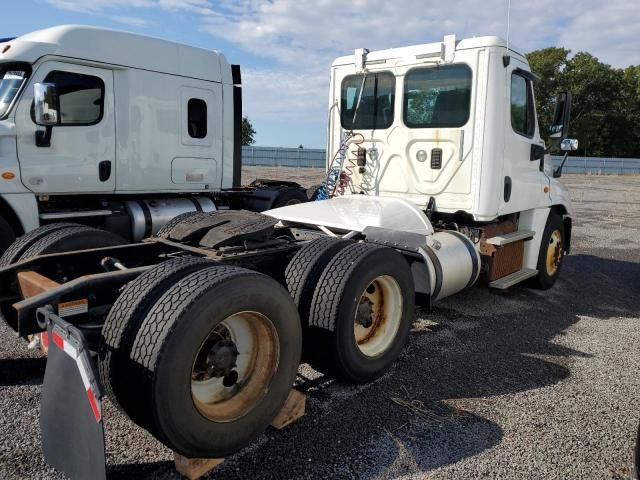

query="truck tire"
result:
[532,210,565,290]
[306,184,323,201]
[19,226,126,260]
[307,242,414,383]
[285,236,352,328]
[98,256,218,413]
[271,188,308,208]
[117,265,302,457]
[0,223,78,267]
[155,211,211,239]
[0,217,16,253]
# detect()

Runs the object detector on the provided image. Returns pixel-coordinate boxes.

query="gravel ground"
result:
[1,171,639,479]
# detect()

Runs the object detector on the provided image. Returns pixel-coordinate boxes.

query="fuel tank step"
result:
[489,268,538,289]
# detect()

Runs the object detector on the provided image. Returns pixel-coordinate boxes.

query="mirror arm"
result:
[35,126,53,148]
[553,151,569,178]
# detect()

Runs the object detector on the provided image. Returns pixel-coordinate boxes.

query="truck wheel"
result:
[307,243,414,383]
[0,217,16,253]
[285,236,352,327]
[98,256,218,412]
[0,223,78,267]
[271,188,308,208]
[119,265,302,457]
[533,211,565,290]
[19,225,126,260]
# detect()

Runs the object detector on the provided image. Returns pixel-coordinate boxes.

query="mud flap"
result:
[39,307,106,480]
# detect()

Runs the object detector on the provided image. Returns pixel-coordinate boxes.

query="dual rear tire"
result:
[99,258,302,458]
[286,238,414,383]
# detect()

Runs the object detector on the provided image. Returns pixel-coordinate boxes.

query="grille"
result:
[431,148,442,169]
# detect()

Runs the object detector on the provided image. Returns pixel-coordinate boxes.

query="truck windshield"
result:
[341,72,395,130]
[0,67,27,118]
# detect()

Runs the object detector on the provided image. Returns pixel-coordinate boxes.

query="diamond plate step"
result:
[486,230,535,246]
[489,268,538,289]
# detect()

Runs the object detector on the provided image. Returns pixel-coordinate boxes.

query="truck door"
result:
[500,59,547,214]
[15,61,115,193]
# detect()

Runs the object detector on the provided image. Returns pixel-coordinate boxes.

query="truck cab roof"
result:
[332,35,526,67]
[0,24,232,84]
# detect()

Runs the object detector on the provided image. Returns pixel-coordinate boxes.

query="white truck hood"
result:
[264,195,434,235]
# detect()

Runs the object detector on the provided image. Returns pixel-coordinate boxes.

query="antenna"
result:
[503,0,512,67]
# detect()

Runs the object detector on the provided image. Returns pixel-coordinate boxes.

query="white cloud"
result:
[559,0,640,67]
[43,0,640,140]
[109,15,148,27]
[241,67,327,121]
[45,0,155,14]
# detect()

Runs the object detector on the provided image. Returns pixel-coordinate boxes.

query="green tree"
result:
[526,47,570,141]
[241,116,256,146]
[528,48,640,157]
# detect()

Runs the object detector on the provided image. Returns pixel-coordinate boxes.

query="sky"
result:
[5,0,640,148]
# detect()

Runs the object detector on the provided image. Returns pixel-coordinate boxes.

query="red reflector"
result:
[52,331,64,350]
[86,388,101,422]
[41,332,49,349]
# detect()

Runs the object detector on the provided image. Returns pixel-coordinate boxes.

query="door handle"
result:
[98,161,111,182]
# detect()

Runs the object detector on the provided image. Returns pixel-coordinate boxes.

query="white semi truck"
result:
[0,25,308,252]
[0,28,576,479]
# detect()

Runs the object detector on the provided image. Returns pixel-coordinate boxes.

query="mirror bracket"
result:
[35,127,52,148]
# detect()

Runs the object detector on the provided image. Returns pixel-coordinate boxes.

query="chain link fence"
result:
[242,146,640,174]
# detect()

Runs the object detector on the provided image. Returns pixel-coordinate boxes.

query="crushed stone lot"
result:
[1,170,639,479]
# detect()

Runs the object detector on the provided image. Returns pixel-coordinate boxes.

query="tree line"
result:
[527,47,640,158]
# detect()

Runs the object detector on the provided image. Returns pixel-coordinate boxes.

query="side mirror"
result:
[549,91,572,140]
[560,138,579,151]
[34,83,59,125]
[553,138,579,178]
[33,83,58,147]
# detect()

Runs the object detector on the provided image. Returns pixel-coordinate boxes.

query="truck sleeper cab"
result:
[0,25,307,250]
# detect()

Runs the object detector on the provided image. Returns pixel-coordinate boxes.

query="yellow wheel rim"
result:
[545,229,563,276]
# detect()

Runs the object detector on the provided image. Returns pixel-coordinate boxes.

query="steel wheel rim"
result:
[353,275,403,358]
[546,229,563,276]
[191,311,280,423]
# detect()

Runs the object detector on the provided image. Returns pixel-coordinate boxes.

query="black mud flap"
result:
[39,307,106,480]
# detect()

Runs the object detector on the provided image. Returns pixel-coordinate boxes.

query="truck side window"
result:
[510,73,534,137]
[403,64,472,128]
[188,98,207,138]
[341,72,395,130]
[33,71,104,125]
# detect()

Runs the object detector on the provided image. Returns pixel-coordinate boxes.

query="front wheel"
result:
[0,217,16,253]
[533,210,565,290]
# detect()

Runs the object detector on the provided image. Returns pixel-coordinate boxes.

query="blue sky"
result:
[5,0,639,148]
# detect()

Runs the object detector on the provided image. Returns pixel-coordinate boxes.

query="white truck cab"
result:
[0,25,306,250]
[270,35,576,290]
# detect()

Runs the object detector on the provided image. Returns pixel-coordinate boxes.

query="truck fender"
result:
[0,193,39,234]
[518,207,551,270]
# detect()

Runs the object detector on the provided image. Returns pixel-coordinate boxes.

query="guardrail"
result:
[242,146,640,174]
